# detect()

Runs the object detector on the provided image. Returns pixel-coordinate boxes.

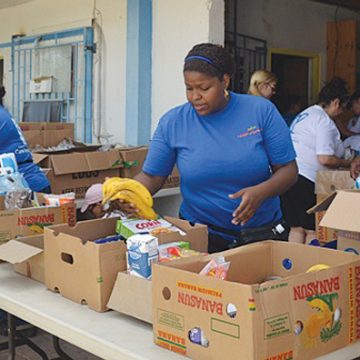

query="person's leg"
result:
[288,226,306,244]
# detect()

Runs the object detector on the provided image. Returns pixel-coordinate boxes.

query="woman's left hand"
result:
[229,186,265,226]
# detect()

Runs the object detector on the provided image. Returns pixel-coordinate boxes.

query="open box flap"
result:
[0,239,43,264]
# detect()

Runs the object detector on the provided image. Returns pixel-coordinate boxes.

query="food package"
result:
[127,234,159,279]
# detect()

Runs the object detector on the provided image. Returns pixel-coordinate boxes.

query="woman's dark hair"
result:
[183,43,235,80]
[347,89,360,110]
[318,77,349,106]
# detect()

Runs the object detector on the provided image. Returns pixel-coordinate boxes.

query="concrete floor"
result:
[0,328,101,360]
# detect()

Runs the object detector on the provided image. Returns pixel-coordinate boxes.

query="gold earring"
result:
[224,89,229,99]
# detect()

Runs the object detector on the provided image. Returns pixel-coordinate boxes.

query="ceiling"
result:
[310,0,360,13]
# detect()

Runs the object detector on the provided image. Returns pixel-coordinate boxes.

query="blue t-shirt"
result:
[143,92,296,234]
[0,106,50,192]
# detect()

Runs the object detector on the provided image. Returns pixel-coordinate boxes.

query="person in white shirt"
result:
[282,77,352,244]
[342,89,360,152]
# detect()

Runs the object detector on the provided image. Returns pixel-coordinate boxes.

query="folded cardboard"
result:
[29,76,53,93]
[0,194,76,244]
[152,240,360,359]
[33,149,123,199]
[311,190,360,254]
[19,122,74,149]
[0,235,44,282]
[44,217,126,312]
[107,217,208,323]
[314,170,355,243]
[118,146,180,189]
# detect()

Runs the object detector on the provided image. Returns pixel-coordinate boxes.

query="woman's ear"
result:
[223,74,230,89]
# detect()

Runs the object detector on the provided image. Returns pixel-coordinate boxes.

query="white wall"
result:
[151,0,224,132]
[0,0,127,144]
[234,0,360,83]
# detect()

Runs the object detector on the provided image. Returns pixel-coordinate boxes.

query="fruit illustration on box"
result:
[27,223,48,234]
[297,294,341,348]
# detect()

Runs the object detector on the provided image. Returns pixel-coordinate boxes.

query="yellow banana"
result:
[103,177,153,207]
[111,189,157,220]
[306,264,330,273]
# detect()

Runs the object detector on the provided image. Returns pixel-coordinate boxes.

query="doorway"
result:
[271,54,309,113]
[269,49,320,114]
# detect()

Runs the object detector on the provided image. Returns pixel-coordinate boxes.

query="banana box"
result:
[107,216,208,323]
[152,241,360,359]
[0,235,44,283]
[44,217,126,312]
[116,218,186,240]
[0,194,76,244]
[314,170,355,243]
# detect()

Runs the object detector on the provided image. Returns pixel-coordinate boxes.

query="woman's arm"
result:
[230,160,298,225]
[134,171,168,195]
[317,155,352,169]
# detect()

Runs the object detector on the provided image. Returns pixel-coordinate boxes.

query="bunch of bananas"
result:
[102,177,157,220]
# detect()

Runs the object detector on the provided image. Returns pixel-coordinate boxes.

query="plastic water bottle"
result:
[356,176,360,189]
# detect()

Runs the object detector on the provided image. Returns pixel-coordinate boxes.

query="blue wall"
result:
[126,0,152,146]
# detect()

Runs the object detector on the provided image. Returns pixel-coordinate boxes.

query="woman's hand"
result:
[229,186,265,225]
[107,199,140,218]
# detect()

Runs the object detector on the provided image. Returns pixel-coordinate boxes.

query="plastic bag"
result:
[199,256,230,280]
[0,171,30,196]
[5,188,32,209]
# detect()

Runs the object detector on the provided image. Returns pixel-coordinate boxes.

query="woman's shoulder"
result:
[160,102,193,123]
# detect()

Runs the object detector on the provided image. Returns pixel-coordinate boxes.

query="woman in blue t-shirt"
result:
[0,104,50,193]
[123,43,298,253]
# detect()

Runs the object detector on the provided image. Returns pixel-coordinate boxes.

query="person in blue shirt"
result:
[0,105,50,193]
[126,43,298,253]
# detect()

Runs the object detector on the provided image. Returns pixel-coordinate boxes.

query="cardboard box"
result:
[29,76,53,93]
[0,195,76,244]
[44,217,126,312]
[0,235,44,282]
[33,149,123,199]
[118,146,180,189]
[315,170,355,243]
[107,217,208,323]
[19,122,74,149]
[313,190,360,254]
[152,240,360,359]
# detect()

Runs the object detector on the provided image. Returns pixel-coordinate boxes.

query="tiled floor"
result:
[0,328,101,360]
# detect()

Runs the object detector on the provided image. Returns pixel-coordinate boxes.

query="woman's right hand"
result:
[107,199,140,218]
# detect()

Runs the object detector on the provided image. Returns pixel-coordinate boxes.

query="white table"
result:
[0,263,359,360]
[0,263,183,360]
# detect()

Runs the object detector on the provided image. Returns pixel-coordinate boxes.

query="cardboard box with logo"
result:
[314,170,355,243]
[107,217,208,323]
[19,122,74,149]
[311,190,360,255]
[0,195,76,244]
[152,240,360,359]
[33,149,123,198]
[0,235,44,282]
[44,217,126,312]
[118,146,180,189]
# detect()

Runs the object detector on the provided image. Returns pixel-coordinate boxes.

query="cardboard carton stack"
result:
[33,149,123,199]
[314,170,355,243]
[152,240,360,359]
[312,190,360,254]
[118,146,180,189]
[19,122,74,149]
